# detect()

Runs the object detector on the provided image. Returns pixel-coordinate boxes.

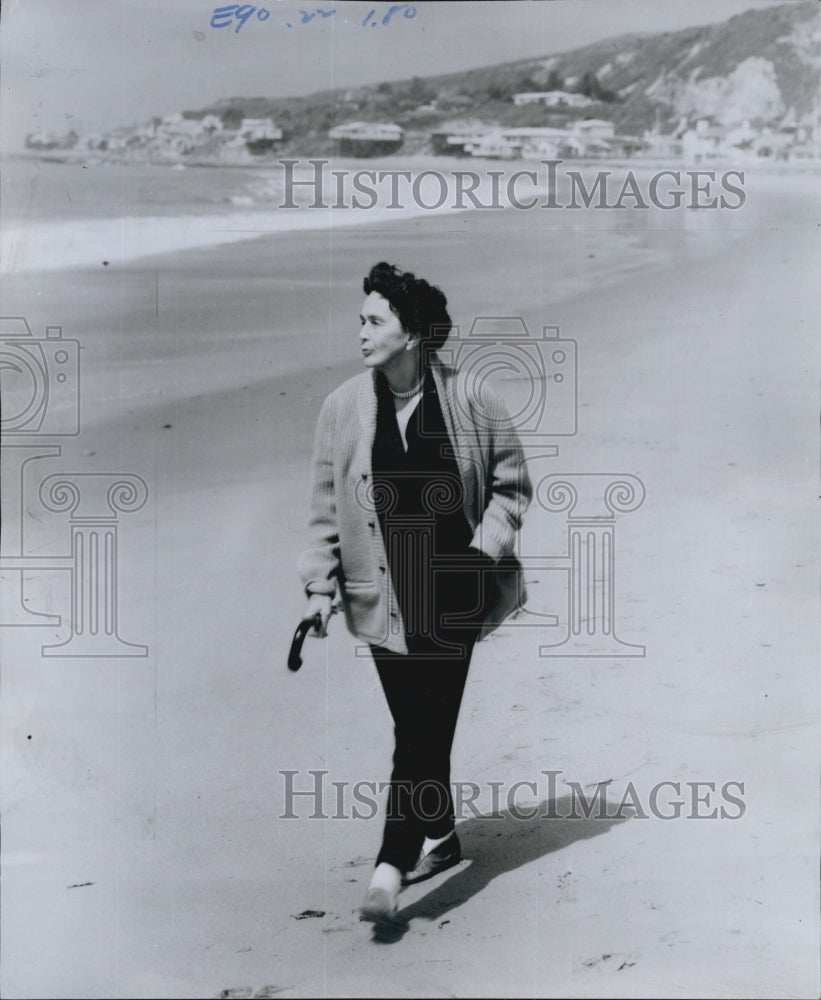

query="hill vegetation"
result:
[182,1,819,155]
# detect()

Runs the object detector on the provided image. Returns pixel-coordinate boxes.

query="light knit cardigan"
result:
[298,357,533,654]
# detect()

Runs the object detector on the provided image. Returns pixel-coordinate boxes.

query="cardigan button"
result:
[379,566,385,573]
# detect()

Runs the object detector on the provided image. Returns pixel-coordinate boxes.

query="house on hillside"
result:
[404,103,439,119]
[197,114,224,136]
[643,130,683,158]
[560,118,615,156]
[750,112,821,160]
[238,117,283,153]
[218,117,282,156]
[75,133,108,151]
[157,113,198,138]
[443,95,473,110]
[752,126,794,161]
[464,127,581,159]
[329,122,403,156]
[512,91,593,109]
[724,119,758,151]
[463,134,520,159]
[572,119,615,140]
[132,122,157,143]
[431,128,494,156]
[681,119,728,160]
[239,118,281,139]
[25,128,78,150]
[608,134,650,157]
[499,126,579,158]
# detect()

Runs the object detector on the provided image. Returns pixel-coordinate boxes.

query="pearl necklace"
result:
[389,377,425,399]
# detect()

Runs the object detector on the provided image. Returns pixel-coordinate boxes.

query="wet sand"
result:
[1,169,819,998]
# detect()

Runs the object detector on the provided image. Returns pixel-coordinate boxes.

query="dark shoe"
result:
[359,887,401,930]
[402,832,461,886]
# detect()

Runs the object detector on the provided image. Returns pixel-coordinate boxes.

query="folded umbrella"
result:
[287,605,337,671]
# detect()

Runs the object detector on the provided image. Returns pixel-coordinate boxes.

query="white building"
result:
[239,117,282,141]
[572,118,615,139]
[466,126,580,159]
[26,128,77,149]
[512,91,593,108]
[157,113,193,137]
[724,120,757,149]
[502,126,578,157]
[329,121,404,155]
[329,121,403,142]
[197,115,224,136]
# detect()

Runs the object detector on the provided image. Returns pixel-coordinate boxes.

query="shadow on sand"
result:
[368,795,630,943]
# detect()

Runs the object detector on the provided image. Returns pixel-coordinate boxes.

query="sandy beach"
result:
[1,163,819,998]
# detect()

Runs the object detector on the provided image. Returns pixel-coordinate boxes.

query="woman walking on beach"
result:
[298,261,532,928]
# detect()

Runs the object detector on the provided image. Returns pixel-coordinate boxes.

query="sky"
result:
[0,0,796,149]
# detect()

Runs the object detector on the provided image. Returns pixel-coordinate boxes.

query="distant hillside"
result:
[27,1,820,161]
[186,1,820,155]
[185,0,821,155]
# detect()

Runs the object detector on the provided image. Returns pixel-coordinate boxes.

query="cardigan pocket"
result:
[339,578,395,647]
[479,555,528,639]
[340,578,381,611]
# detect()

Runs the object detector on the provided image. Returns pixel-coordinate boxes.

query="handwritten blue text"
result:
[210,4,417,34]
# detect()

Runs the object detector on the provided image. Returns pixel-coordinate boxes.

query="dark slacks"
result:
[371,636,475,874]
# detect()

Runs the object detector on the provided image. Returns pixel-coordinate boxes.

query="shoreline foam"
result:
[2,158,816,275]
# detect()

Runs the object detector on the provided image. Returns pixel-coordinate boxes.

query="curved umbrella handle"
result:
[287,612,322,672]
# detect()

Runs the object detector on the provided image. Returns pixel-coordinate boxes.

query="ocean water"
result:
[2,158,284,222]
[1,154,815,276]
[2,156,468,272]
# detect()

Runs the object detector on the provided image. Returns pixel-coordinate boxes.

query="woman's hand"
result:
[305,592,333,637]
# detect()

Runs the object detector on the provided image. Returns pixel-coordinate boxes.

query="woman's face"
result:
[359,291,416,371]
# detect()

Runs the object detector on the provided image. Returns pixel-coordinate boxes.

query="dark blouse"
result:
[372,369,483,654]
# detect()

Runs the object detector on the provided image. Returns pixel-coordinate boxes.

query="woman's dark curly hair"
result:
[363,262,452,354]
